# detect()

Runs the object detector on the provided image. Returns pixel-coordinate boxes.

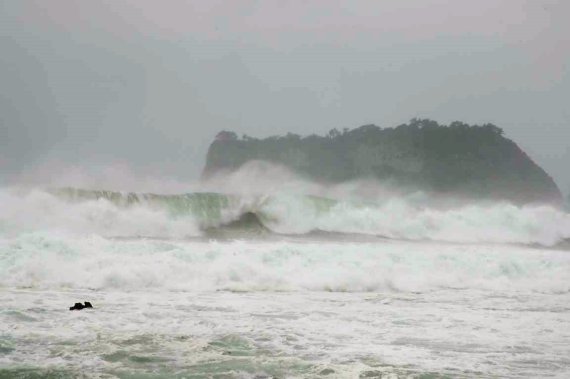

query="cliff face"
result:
[203,119,563,205]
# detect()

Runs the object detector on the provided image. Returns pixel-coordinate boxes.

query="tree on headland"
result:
[327,128,341,138]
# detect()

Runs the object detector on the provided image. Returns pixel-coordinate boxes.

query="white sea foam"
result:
[3,289,569,378]
[1,233,569,294]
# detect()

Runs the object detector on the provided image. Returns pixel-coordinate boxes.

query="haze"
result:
[1,0,569,194]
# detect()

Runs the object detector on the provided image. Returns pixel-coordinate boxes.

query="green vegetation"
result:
[203,119,562,204]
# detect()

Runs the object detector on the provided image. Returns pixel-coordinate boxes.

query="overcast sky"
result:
[1,0,569,193]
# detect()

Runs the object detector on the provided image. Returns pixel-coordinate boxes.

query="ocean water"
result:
[1,188,570,378]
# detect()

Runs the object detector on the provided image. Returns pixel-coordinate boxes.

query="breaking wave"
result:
[1,232,569,293]
[1,187,570,293]
[0,187,569,246]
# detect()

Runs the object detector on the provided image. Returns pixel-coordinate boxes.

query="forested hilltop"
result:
[203,119,562,205]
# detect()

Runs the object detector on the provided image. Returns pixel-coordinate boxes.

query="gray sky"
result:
[1,0,569,194]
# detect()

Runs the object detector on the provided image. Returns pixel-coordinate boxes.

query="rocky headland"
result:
[203,119,562,205]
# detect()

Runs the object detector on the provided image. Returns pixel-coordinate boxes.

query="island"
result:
[202,119,563,205]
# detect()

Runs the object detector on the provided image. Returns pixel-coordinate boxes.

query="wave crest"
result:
[0,188,569,246]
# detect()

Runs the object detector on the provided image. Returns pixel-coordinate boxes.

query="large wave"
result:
[1,187,569,246]
[2,186,570,293]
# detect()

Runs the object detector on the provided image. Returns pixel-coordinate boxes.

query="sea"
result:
[1,179,570,378]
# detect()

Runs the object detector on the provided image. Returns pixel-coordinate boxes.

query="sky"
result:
[1,0,569,194]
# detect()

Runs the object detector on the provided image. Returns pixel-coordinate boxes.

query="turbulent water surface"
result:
[1,188,570,378]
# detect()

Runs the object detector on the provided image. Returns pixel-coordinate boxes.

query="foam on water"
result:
[1,232,569,294]
[2,289,569,378]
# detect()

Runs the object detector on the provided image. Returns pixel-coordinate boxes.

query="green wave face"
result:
[48,187,339,232]
[42,187,570,246]
[49,187,236,226]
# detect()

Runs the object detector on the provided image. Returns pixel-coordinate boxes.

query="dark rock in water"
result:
[205,211,270,237]
[69,303,84,311]
[69,302,93,311]
[223,212,267,231]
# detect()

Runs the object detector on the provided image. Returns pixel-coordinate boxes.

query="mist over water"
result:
[2,162,569,245]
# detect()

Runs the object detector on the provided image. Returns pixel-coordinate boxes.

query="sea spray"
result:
[1,188,569,245]
[0,189,201,238]
[264,197,570,246]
